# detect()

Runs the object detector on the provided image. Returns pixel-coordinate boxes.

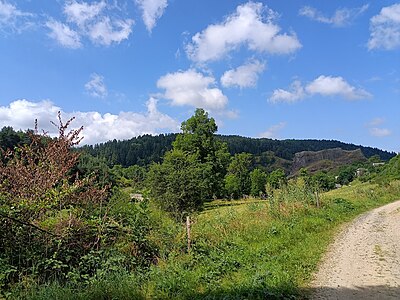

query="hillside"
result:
[290,148,366,175]
[80,133,395,167]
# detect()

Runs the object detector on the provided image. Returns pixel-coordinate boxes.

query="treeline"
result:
[80,133,395,167]
[1,126,395,169]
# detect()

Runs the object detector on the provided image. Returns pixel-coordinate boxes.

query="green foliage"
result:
[78,132,395,168]
[268,168,287,190]
[147,149,210,220]
[337,165,357,185]
[147,109,229,219]
[224,174,242,199]
[312,171,336,191]
[9,180,400,299]
[226,153,252,197]
[376,154,400,183]
[110,164,146,189]
[0,118,156,294]
[250,168,267,197]
[173,108,230,198]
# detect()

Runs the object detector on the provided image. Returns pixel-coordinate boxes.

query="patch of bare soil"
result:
[310,200,400,299]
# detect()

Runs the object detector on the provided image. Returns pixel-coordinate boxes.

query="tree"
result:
[268,168,287,190]
[312,171,335,191]
[225,153,252,197]
[337,166,356,185]
[147,150,209,219]
[224,174,241,199]
[147,109,229,218]
[173,108,230,198]
[250,168,267,197]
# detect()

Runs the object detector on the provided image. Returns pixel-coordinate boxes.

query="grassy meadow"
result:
[9,179,400,300]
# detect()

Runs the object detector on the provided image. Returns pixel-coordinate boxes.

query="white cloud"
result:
[88,17,134,46]
[135,0,168,32]
[157,69,228,111]
[305,75,372,100]
[368,3,400,50]
[369,127,391,137]
[221,60,265,88]
[46,19,82,49]
[259,122,286,139]
[0,0,34,32]
[64,0,106,28]
[269,80,305,103]
[269,76,372,103]
[186,2,301,63]
[47,0,134,48]
[85,73,108,98]
[299,4,369,27]
[0,99,179,145]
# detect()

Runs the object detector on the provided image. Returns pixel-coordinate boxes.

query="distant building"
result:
[372,162,385,167]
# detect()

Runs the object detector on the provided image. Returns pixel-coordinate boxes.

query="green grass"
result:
[8,180,400,300]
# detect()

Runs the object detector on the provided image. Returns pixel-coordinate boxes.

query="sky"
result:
[0,0,399,153]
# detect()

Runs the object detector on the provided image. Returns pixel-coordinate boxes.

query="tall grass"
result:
[8,180,400,299]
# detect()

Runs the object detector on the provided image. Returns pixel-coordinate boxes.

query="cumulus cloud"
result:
[0,99,179,145]
[47,0,134,48]
[221,60,265,88]
[85,73,108,98]
[46,19,82,49]
[186,2,301,63]
[299,4,369,27]
[157,69,228,111]
[0,0,34,33]
[135,0,168,32]
[368,3,400,50]
[305,75,372,99]
[259,122,286,139]
[269,80,305,103]
[269,76,372,103]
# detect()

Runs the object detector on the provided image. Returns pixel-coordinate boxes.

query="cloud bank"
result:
[0,99,179,145]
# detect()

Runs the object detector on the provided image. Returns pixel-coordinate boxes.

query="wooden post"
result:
[186,216,191,253]
[315,191,320,208]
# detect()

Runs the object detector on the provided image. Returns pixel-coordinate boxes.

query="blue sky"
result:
[0,1,399,153]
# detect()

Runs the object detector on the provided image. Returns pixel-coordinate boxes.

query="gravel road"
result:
[310,200,400,299]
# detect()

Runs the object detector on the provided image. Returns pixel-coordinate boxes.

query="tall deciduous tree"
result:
[147,109,229,219]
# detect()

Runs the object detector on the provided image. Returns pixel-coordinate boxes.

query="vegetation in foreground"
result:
[1,109,400,299]
[5,179,400,300]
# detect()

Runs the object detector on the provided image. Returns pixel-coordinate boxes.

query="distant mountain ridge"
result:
[80,133,395,167]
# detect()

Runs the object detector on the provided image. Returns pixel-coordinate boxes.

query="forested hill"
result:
[80,133,396,167]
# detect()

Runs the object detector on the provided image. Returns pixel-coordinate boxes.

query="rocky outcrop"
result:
[291,148,366,175]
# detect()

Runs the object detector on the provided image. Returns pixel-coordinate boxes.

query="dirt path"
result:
[310,200,400,299]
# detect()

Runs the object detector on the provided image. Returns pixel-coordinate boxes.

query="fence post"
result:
[186,215,191,253]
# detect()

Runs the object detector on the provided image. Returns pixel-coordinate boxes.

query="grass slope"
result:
[11,181,400,300]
